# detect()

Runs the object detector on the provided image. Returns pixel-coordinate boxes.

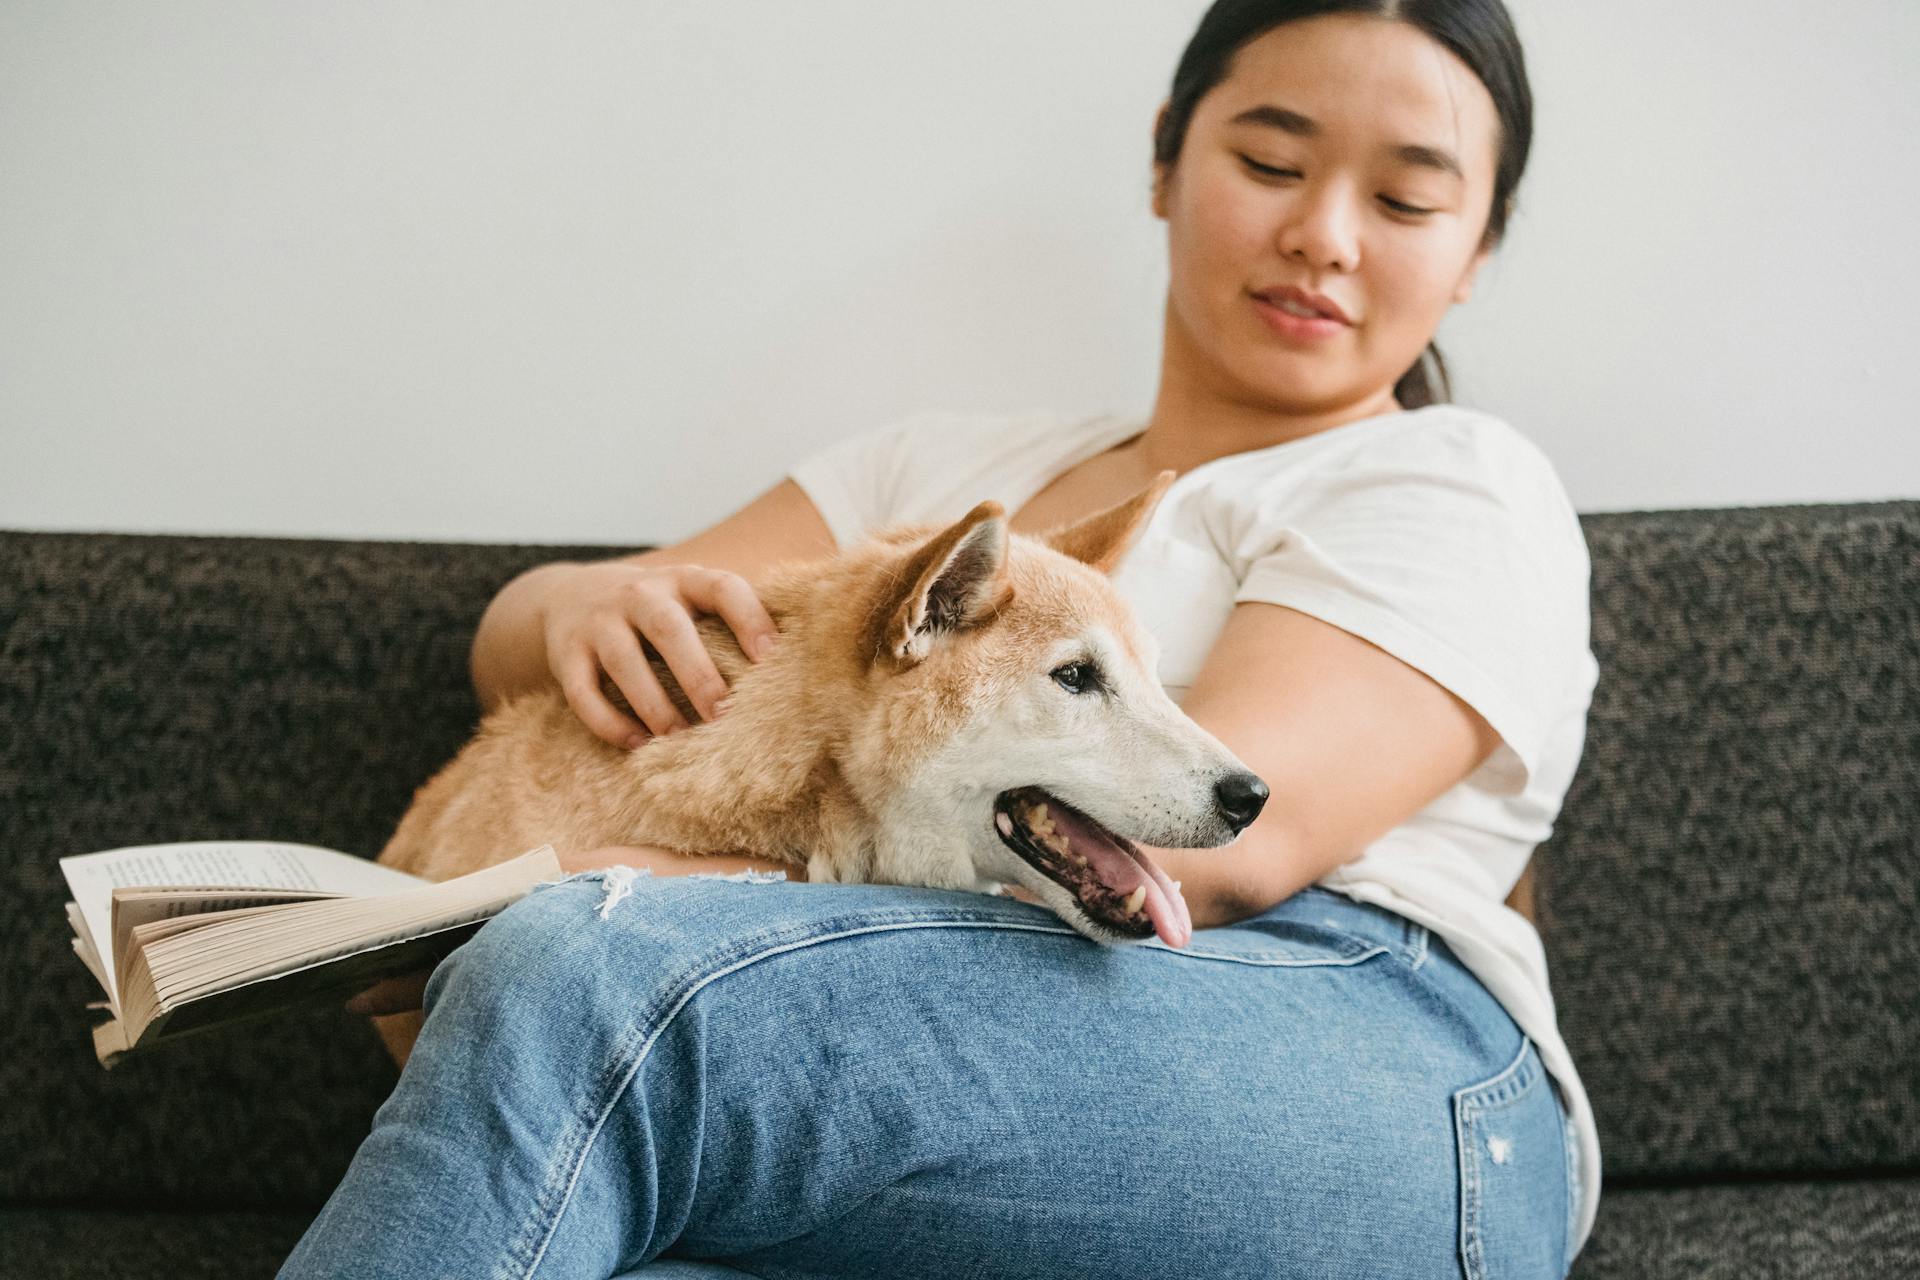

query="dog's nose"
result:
[1213,771,1270,833]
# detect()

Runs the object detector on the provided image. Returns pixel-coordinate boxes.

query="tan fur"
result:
[368,474,1180,1069]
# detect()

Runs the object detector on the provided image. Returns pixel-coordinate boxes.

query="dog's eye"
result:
[1050,661,1101,695]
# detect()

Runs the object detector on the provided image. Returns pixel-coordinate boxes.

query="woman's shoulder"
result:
[1373,403,1562,473]
[1346,404,1581,522]
[1215,403,1587,570]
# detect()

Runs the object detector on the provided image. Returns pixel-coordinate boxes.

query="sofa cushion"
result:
[1568,1176,1920,1278]
[0,1207,313,1279]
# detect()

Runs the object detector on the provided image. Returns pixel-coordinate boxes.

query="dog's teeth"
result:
[995,811,1014,838]
[1026,803,1049,828]
[1069,852,1088,867]
[1123,885,1147,915]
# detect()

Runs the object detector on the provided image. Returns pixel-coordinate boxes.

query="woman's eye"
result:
[1050,661,1100,695]
[1237,156,1435,217]
[1238,156,1300,180]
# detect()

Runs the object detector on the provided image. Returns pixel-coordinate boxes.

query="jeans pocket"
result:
[1453,1035,1569,1280]
[1167,909,1402,969]
[1261,885,1431,970]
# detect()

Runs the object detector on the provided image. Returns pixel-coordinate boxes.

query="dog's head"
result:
[831,471,1269,946]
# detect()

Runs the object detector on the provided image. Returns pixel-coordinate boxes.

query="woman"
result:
[288,1,1597,1276]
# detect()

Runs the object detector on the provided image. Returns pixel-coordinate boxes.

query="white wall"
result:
[3,0,1915,544]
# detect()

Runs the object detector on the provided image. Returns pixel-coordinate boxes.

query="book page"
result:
[67,902,109,999]
[59,841,426,1007]
[101,917,490,1068]
[145,847,563,1004]
[117,901,330,1006]
[117,846,563,1058]
[111,886,346,979]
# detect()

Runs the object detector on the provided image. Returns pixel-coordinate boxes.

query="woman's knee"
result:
[427,872,985,1039]
[419,875,690,1061]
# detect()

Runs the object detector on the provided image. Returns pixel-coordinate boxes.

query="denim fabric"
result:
[279,873,1572,1279]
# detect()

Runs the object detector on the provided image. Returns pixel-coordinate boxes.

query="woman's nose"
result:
[1275,181,1361,273]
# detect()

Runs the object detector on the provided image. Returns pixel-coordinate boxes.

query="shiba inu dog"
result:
[376,470,1269,1018]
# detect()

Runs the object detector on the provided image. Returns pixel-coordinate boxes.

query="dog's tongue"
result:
[1045,802,1192,947]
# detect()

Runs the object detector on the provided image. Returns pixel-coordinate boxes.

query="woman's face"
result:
[1152,15,1502,417]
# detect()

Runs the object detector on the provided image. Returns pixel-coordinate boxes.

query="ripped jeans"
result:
[278,868,1577,1279]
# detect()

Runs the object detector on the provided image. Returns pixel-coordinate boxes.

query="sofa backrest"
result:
[1536,500,1919,1184]
[2,501,1915,1208]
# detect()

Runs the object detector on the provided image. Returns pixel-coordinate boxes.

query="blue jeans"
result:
[280,872,1577,1279]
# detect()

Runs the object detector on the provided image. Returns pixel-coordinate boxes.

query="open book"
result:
[57,840,564,1069]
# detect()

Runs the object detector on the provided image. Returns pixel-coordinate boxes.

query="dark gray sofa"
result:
[2,500,1916,1278]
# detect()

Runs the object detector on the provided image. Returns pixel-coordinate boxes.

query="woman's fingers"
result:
[631,590,733,725]
[540,562,781,749]
[344,969,431,1016]
[555,644,651,748]
[680,568,782,664]
[594,623,690,739]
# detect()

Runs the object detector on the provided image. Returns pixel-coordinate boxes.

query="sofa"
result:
[2,499,1916,1278]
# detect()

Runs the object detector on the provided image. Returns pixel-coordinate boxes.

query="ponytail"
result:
[1393,341,1454,410]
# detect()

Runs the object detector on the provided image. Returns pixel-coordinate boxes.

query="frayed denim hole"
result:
[535,865,657,919]
[534,864,790,920]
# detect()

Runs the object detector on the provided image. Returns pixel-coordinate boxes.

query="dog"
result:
[368,471,1269,1067]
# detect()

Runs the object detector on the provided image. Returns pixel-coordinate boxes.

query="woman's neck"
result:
[1127,376,1404,481]
[1131,295,1410,479]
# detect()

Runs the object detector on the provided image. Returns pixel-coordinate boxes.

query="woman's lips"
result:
[1251,292,1348,343]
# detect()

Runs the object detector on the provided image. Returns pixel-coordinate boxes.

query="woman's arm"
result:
[1141,599,1502,929]
[560,843,809,881]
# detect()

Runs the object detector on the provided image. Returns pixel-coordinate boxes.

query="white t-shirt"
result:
[786,403,1603,1254]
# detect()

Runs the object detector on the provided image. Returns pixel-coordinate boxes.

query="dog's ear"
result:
[878,499,1013,667]
[1037,470,1176,574]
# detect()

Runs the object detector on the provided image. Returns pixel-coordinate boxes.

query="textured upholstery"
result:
[1541,503,1920,1184]
[2,533,609,1209]
[2,503,1916,1277]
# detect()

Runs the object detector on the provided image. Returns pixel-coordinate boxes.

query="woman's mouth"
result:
[1251,291,1347,343]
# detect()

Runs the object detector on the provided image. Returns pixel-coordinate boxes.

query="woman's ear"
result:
[1150,102,1171,220]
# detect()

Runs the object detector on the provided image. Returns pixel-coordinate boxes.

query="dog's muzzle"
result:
[992,786,1188,945]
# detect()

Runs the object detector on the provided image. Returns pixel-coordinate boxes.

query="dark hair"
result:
[1151,0,1533,409]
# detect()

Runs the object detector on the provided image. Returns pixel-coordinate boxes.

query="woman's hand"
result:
[343,971,431,1016]
[539,560,781,749]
